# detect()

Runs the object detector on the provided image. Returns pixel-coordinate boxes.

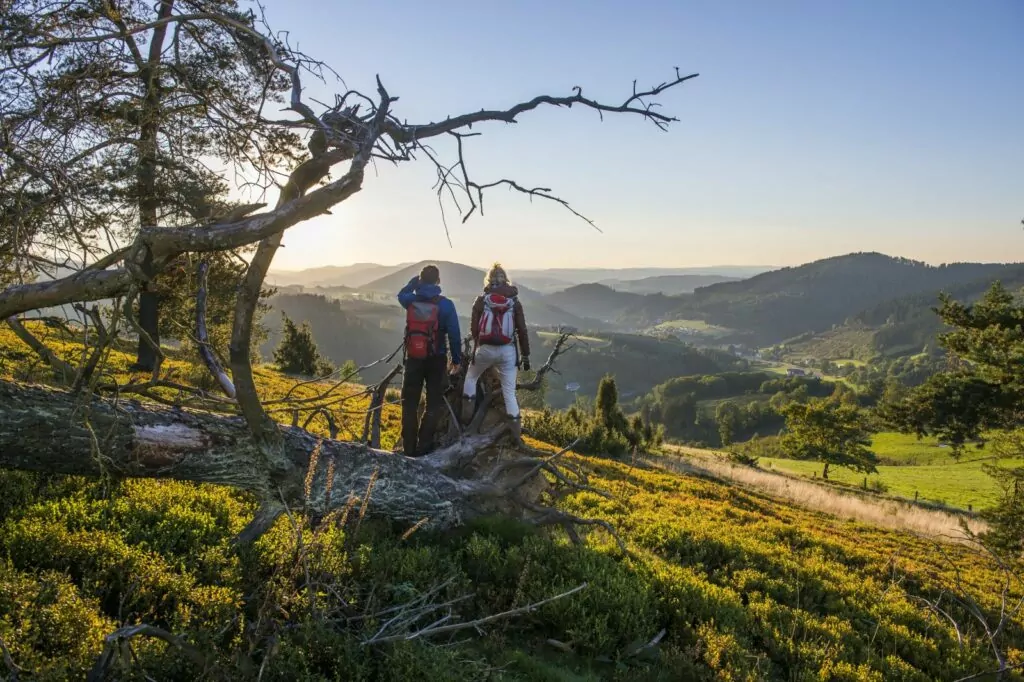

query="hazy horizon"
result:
[268,251,1021,275]
[255,0,1023,272]
[268,260,779,274]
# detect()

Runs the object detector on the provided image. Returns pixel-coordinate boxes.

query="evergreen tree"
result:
[273,314,332,377]
[595,374,626,432]
[1,0,303,370]
[884,283,1024,550]
[626,413,645,448]
[339,359,362,384]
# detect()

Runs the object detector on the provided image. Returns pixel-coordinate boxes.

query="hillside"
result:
[360,260,496,297]
[267,262,406,288]
[262,293,403,382]
[515,264,773,284]
[361,260,606,331]
[544,283,651,322]
[262,293,743,407]
[0,323,1021,680]
[540,333,745,407]
[636,252,1024,345]
[605,274,740,295]
[785,264,1024,360]
[266,263,773,295]
[542,281,745,327]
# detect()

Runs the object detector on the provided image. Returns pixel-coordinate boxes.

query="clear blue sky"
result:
[259,0,1023,271]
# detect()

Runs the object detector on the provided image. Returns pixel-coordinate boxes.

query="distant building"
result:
[787,368,807,377]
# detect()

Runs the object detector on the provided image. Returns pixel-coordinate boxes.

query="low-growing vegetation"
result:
[2,446,1023,680]
[0,322,1022,680]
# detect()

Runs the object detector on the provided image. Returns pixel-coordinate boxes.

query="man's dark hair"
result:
[419,264,440,285]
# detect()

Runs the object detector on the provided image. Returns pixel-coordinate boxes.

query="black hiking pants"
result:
[401,355,446,456]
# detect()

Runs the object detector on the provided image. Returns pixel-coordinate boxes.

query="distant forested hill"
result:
[786,264,1024,360]
[262,293,403,382]
[625,252,1023,344]
[544,284,657,323]
[538,332,745,408]
[361,260,607,331]
[601,274,740,294]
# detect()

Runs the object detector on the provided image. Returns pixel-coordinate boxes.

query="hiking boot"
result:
[509,415,524,447]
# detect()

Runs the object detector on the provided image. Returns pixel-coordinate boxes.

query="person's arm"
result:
[470,297,483,344]
[397,276,419,309]
[443,300,462,365]
[514,299,530,358]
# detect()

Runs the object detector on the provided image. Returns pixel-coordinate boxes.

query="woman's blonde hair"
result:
[484,262,511,288]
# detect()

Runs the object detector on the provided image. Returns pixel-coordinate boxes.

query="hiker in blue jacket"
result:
[397,264,462,455]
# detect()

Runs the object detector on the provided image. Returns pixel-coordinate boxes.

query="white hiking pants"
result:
[463,344,519,418]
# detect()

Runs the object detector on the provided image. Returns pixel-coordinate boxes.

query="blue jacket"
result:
[397,277,462,364]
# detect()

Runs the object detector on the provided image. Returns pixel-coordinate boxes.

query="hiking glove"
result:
[522,356,531,372]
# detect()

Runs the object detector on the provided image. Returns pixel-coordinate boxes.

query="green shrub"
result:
[0,563,111,679]
[274,313,333,376]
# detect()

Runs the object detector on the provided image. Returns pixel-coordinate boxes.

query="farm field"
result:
[757,432,1005,511]
[759,456,1005,510]
[648,318,733,338]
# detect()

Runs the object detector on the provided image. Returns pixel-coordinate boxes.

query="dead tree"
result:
[0,5,697,540]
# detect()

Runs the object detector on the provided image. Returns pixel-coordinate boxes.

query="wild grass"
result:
[0,321,402,447]
[871,431,959,465]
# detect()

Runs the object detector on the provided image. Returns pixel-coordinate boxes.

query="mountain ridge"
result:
[653,252,1024,344]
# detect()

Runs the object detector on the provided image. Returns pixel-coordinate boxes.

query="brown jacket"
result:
[470,284,530,356]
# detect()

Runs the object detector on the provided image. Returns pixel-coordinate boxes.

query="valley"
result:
[2,4,1021,677]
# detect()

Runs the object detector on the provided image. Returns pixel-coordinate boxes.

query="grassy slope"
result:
[782,327,880,363]
[647,318,733,340]
[0,323,1021,680]
[761,433,1004,510]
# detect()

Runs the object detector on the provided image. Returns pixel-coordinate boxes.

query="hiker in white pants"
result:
[463,343,520,419]
[462,263,531,443]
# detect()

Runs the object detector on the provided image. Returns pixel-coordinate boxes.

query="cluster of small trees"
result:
[879,283,1024,550]
[526,374,661,457]
[634,371,839,446]
[714,282,1024,553]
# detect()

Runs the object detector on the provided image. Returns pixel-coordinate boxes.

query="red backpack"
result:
[478,293,516,345]
[405,298,441,359]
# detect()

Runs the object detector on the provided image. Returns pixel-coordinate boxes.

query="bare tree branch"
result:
[195,261,236,398]
[517,332,575,390]
[87,623,209,682]
[361,582,588,646]
[228,78,393,456]
[362,363,402,448]
[5,316,77,383]
[387,69,698,143]
[0,636,22,681]
[71,304,113,393]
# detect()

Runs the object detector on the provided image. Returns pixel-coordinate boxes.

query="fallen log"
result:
[0,375,594,539]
